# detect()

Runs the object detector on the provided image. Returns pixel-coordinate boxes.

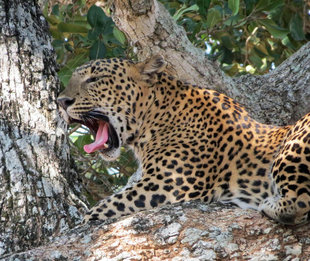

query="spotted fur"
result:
[58,55,310,225]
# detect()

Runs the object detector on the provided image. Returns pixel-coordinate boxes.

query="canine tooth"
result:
[104,143,109,148]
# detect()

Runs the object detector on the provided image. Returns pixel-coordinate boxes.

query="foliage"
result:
[44,1,127,87]
[161,0,309,75]
[70,126,138,205]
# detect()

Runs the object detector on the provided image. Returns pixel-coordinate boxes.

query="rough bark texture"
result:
[0,0,85,255]
[110,0,310,126]
[230,44,310,125]
[4,202,310,260]
[111,0,225,94]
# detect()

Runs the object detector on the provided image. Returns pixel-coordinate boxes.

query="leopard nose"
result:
[57,97,75,110]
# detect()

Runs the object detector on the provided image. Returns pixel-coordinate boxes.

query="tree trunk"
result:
[0,0,85,255]
[109,0,310,125]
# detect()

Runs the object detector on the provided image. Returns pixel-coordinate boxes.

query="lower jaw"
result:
[98,147,121,161]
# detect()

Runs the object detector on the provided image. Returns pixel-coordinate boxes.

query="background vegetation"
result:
[44,0,309,204]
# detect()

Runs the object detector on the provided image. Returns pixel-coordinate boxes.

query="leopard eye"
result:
[86,75,109,84]
[86,77,100,83]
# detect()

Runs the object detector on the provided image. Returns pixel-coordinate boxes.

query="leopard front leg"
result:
[83,175,177,223]
[258,158,310,225]
[259,118,310,225]
[258,191,310,225]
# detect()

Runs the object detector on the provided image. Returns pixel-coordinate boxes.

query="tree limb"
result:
[109,0,310,125]
[4,202,310,260]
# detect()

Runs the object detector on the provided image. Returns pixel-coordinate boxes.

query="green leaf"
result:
[113,27,126,45]
[73,134,94,154]
[221,34,234,50]
[220,47,234,64]
[259,57,268,71]
[221,63,239,76]
[259,19,289,39]
[58,22,88,33]
[112,47,125,57]
[197,0,211,18]
[88,26,103,40]
[206,7,222,29]
[103,24,114,35]
[173,4,199,21]
[245,64,256,74]
[289,14,305,41]
[223,14,245,27]
[228,0,240,16]
[45,14,60,25]
[87,5,108,28]
[52,4,60,16]
[49,26,63,39]
[281,36,297,50]
[248,21,258,33]
[64,43,74,52]
[58,53,88,86]
[244,0,256,15]
[90,40,107,60]
[256,0,284,12]
[70,15,89,25]
[249,49,264,68]
[52,39,64,48]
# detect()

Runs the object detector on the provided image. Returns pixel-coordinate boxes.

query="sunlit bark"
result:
[110,0,310,125]
[0,0,85,255]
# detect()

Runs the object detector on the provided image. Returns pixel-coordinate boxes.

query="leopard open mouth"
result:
[69,110,119,154]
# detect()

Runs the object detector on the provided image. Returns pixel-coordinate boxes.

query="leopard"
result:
[57,55,310,225]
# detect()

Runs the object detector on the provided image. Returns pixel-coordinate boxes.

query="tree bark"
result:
[4,202,310,260]
[0,0,85,255]
[109,0,310,125]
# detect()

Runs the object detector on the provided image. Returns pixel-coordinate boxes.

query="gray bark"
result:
[109,0,310,125]
[4,202,310,260]
[229,44,310,125]
[0,0,85,255]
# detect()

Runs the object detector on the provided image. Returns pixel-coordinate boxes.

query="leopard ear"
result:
[137,55,167,84]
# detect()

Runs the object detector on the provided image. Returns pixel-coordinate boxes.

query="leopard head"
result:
[57,55,166,161]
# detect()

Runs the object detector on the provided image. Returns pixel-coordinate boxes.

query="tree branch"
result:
[109,0,310,125]
[111,0,225,88]
[4,202,310,260]
[227,42,310,125]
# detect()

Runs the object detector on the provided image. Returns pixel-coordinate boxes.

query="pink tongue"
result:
[84,121,109,153]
